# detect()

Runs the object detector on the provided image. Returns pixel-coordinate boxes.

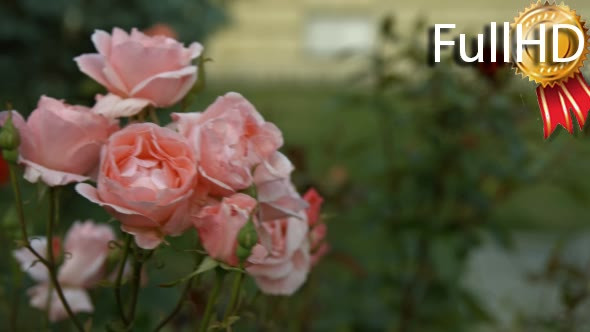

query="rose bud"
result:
[194,193,257,266]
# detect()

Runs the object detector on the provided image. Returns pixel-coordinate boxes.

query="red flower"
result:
[143,23,178,39]
[303,188,329,266]
[0,152,9,185]
[303,188,324,226]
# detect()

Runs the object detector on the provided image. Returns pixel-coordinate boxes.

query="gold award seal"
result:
[513,1,589,87]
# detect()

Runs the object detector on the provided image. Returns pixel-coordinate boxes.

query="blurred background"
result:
[2,0,590,331]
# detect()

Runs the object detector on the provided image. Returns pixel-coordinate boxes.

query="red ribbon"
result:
[536,73,590,138]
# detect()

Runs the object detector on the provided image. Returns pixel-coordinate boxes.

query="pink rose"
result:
[194,193,257,266]
[75,28,203,117]
[171,92,283,196]
[246,214,311,295]
[92,93,151,119]
[76,123,198,249]
[0,96,118,186]
[13,221,114,322]
[254,152,308,221]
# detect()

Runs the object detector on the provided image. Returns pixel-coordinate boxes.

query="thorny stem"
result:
[115,234,132,325]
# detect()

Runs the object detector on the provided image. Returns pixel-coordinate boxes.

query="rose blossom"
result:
[75,28,203,117]
[76,123,197,249]
[246,212,311,295]
[194,193,257,266]
[13,221,114,322]
[171,92,283,196]
[254,152,308,221]
[0,96,118,186]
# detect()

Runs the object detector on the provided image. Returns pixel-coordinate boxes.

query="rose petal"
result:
[130,66,197,106]
[74,54,109,87]
[121,225,164,249]
[91,30,112,56]
[75,183,160,229]
[21,158,89,186]
[13,238,49,282]
[29,285,94,322]
[92,93,152,118]
[58,221,115,287]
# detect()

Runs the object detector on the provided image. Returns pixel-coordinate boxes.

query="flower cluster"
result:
[2,27,328,323]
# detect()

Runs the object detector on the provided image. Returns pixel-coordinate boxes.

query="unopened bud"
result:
[237,219,258,250]
[0,112,21,151]
[236,244,251,263]
[2,149,18,164]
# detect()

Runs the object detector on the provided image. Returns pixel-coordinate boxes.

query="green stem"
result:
[223,270,244,321]
[47,187,85,332]
[9,254,22,332]
[44,283,54,328]
[9,165,28,241]
[115,234,132,325]
[154,252,203,332]
[198,270,224,332]
[9,165,49,268]
[154,276,195,332]
[126,247,152,328]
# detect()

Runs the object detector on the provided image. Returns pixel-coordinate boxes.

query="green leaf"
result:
[159,256,218,288]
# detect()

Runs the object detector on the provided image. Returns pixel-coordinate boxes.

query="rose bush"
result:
[2,26,328,331]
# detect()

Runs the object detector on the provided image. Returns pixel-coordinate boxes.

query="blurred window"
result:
[304,16,375,57]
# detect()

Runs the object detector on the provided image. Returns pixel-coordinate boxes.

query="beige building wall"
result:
[205,0,590,82]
